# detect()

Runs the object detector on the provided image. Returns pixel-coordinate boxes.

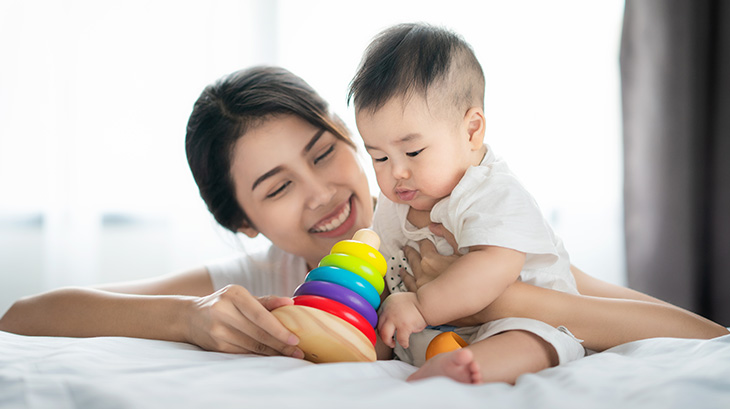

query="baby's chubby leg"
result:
[408,319,584,384]
[408,330,557,384]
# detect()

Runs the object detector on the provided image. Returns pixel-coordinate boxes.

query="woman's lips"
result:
[310,196,357,238]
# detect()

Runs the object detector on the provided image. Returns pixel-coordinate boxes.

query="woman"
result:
[1,67,725,374]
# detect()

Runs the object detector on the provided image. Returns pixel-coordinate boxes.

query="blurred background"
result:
[0,0,626,315]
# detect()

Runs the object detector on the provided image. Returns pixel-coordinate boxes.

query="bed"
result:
[2,330,729,409]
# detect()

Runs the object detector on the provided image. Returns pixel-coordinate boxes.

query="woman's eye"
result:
[406,148,425,157]
[266,181,291,198]
[314,145,335,164]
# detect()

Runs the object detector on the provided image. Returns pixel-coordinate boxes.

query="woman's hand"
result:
[399,223,460,291]
[401,223,508,327]
[186,285,303,358]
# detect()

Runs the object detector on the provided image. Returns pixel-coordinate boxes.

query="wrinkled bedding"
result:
[1,330,729,409]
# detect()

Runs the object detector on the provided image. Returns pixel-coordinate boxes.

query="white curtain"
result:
[0,0,625,313]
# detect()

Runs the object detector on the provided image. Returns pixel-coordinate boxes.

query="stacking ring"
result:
[330,240,387,277]
[319,253,384,295]
[305,266,380,309]
[425,331,469,361]
[293,280,378,327]
[293,295,377,346]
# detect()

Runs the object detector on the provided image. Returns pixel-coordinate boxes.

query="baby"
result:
[349,23,584,383]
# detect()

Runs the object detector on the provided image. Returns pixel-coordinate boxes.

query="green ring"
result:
[318,253,384,295]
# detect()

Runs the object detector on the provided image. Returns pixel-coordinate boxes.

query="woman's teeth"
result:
[311,201,351,233]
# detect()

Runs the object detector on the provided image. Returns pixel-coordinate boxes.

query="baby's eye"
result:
[372,156,388,163]
[266,181,291,198]
[406,148,425,157]
[314,145,335,165]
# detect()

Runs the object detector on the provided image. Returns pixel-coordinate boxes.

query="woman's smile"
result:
[310,195,357,238]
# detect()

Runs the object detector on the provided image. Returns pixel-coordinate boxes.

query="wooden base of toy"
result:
[272,304,376,363]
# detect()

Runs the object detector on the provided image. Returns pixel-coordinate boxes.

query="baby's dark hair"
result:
[186,66,352,232]
[348,23,485,118]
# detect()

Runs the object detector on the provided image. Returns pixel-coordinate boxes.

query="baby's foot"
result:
[407,348,482,384]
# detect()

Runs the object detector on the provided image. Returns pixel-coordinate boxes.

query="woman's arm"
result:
[0,268,303,358]
[378,246,524,349]
[405,237,728,351]
[482,282,728,351]
[569,264,669,305]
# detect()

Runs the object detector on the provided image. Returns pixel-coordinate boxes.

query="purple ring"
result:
[293,280,378,327]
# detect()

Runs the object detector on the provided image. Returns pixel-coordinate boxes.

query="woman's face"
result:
[231,114,373,268]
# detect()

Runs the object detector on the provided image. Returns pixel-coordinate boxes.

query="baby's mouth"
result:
[309,198,352,233]
[395,189,417,202]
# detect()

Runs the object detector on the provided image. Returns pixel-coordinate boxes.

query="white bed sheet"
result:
[1,330,729,409]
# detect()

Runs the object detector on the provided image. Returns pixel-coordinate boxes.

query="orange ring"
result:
[425,331,468,361]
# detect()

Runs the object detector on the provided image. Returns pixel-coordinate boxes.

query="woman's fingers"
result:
[226,288,301,353]
[399,268,417,292]
[258,295,295,311]
[217,328,284,356]
[191,285,303,358]
[429,222,458,251]
[407,239,454,288]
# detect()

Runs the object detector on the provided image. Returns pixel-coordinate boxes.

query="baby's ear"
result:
[464,107,486,149]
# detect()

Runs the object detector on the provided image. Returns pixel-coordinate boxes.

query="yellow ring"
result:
[330,240,387,277]
[319,253,384,295]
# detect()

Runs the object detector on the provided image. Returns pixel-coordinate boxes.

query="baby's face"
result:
[356,95,483,211]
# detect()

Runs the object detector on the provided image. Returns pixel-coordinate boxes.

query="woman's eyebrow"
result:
[252,166,283,191]
[303,128,326,153]
[251,128,326,191]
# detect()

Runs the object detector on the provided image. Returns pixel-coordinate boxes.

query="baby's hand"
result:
[377,292,427,349]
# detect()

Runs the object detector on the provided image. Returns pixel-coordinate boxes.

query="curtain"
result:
[620,0,730,325]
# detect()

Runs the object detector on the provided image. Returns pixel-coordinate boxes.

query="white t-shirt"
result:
[373,144,578,295]
[206,245,308,296]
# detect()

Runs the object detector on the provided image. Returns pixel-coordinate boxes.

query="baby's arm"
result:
[413,246,525,324]
[403,237,728,350]
[378,246,524,348]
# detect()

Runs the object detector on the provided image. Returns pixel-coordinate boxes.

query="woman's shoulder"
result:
[206,243,306,294]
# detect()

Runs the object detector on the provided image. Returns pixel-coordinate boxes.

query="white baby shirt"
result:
[373,144,578,295]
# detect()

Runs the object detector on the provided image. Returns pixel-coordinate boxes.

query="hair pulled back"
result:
[186,66,351,232]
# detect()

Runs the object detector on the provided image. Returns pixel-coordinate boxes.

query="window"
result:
[0,0,625,313]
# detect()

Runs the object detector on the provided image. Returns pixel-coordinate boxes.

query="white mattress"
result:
[2,330,729,409]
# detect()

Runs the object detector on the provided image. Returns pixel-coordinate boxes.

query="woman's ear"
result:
[463,107,486,150]
[237,223,259,238]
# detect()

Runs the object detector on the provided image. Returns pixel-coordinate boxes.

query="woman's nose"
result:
[305,177,337,210]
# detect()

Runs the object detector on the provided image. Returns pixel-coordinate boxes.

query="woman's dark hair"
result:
[185,66,352,232]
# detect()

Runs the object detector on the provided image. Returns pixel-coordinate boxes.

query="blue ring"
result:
[305,266,381,309]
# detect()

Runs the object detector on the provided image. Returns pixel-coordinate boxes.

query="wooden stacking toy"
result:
[272,229,387,363]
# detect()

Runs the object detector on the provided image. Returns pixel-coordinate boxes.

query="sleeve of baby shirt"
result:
[436,168,560,271]
[372,192,409,261]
